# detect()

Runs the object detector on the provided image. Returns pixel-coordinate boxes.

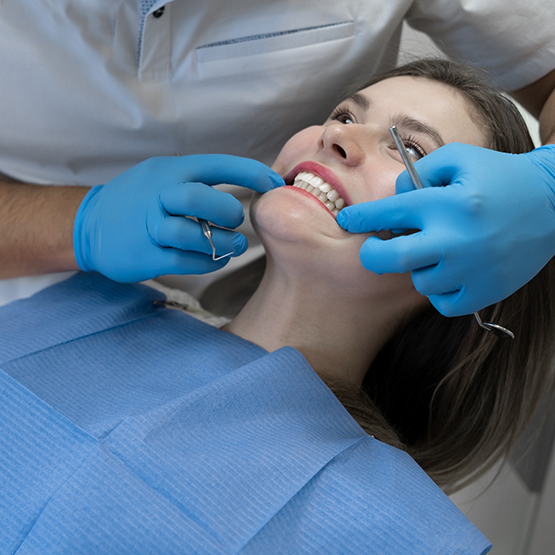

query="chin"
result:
[251,189,377,287]
[251,187,347,245]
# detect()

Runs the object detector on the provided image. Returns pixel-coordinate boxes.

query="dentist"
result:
[1,0,554,311]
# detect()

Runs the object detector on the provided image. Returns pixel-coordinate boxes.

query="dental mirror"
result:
[472,312,515,339]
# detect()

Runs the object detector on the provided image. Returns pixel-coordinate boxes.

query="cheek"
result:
[353,165,401,204]
[250,191,293,240]
[271,127,322,175]
[379,164,403,200]
[374,174,397,201]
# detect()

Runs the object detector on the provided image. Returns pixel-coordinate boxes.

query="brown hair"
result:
[330,59,555,492]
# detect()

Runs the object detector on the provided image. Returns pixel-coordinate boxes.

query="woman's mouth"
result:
[291,171,346,216]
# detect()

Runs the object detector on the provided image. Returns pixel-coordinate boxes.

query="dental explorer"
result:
[389,126,514,340]
[199,218,234,261]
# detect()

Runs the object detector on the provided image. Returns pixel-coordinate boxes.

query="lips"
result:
[291,171,346,216]
[283,161,351,218]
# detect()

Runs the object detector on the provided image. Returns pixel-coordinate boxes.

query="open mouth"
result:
[291,171,346,216]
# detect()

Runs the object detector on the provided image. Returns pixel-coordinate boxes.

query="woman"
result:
[1,60,551,553]
[208,59,555,492]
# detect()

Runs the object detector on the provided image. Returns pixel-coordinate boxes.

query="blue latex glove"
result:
[74,154,283,282]
[337,143,555,316]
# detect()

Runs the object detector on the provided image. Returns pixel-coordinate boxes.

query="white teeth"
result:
[292,171,346,215]
[327,189,339,202]
[308,175,324,187]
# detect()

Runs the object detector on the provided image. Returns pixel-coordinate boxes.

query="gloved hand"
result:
[74,154,283,282]
[337,143,555,316]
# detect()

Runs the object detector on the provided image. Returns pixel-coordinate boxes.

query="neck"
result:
[223,258,414,386]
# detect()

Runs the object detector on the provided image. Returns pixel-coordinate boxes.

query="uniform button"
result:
[152,6,165,18]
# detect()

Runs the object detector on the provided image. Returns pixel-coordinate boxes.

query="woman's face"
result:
[251,75,488,292]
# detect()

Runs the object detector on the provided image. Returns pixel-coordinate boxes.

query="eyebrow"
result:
[347,92,370,111]
[344,93,446,149]
[392,114,445,149]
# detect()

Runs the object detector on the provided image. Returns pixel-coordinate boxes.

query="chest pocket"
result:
[195,21,355,63]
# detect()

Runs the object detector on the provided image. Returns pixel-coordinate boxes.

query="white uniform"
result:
[1,0,554,303]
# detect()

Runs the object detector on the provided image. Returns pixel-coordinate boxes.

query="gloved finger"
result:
[430,280,509,317]
[358,233,443,275]
[396,146,466,194]
[337,192,434,234]
[152,216,248,258]
[209,226,248,258]
[181,154,284,192]
[427,289,468,318]
[150,216,213,255]
[160,182,245,229]
[410,264,462,298]
[395,169,420,194]
[407,143,466,189]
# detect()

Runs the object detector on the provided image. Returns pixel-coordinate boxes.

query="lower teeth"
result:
[293,180,344,215]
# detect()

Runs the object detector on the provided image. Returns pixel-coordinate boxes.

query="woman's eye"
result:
[329,104,355,125]
[335,113,354,125]
[404,142,424,161]
[401,134,426,160]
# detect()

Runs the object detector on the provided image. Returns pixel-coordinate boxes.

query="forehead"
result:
[357,75,487,147]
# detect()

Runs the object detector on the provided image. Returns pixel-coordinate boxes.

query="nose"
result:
[318,125,365,167]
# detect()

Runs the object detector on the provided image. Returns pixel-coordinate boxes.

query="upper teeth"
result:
[292,171,346,216]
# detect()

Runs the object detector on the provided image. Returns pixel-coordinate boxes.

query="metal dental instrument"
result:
[198,218,234,261]
[390,126,424,190]
[471,311,515,339]
[389,126,515,340]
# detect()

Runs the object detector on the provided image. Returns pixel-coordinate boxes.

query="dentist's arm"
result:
[0,154,283,283]
[337,69,555,317]
[512,67,555,143]
[0,178,87,279]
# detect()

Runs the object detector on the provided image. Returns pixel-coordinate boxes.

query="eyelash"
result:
[402,133,427,159]
[329,103,355,124]
[328,104,428,159]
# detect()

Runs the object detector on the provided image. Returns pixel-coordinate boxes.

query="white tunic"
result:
[1,0,554,303]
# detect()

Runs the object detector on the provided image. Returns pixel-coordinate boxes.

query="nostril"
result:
[334,144,347,159]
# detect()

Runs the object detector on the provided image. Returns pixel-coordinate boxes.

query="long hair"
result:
[330,59,555,492]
